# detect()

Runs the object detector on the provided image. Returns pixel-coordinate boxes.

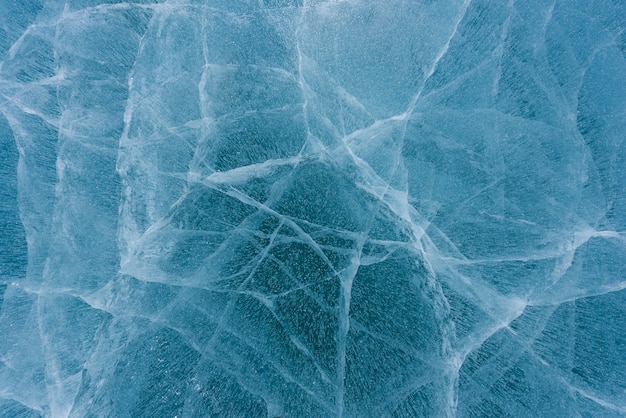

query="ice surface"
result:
[1,0,625,416]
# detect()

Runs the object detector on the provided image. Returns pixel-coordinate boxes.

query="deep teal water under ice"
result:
[1,1,625,416]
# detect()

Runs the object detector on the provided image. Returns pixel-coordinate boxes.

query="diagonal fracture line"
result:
[403,0,473,121]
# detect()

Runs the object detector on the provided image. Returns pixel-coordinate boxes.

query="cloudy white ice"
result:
[1,0,625,416]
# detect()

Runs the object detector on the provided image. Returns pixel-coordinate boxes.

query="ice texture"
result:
[1,0,625,417]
